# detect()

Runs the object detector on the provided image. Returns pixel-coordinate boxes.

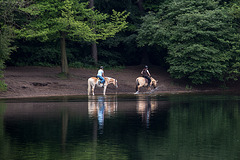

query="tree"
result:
[0,0,22,90]
[88,0,98,64]
[228,0,240,81]
[17,0,129,74]
[137,0,240,84]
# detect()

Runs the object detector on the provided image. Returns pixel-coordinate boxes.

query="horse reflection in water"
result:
[136,96,158,128]
[88,96,118,134]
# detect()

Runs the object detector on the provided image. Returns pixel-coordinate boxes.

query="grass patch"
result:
[57,72,69,79]
[0,80,7,91]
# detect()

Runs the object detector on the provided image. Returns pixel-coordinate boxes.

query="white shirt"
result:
[97,69,104,76]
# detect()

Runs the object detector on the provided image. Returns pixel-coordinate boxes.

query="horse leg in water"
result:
[103,85,107,95]
[135,84,139,92]
[135,79,140,91]
[135,80,141,94]
[92,85,96,96]
[87,79,92,95]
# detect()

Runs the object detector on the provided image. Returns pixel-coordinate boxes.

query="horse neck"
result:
[110,78,115,84]
[108,77,116,85]
[150,77,156,85]
[150,77,154,81]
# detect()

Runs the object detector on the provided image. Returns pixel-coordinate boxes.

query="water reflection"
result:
[136,96,158,128]
[97,97,105,133]
[88,96,118,134]
[1,95,240,160]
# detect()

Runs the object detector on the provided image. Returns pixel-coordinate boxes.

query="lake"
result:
[0,93,240,160]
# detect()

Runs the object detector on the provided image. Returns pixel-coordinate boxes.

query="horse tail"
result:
[87,78,91,95]
[136,78,139,91]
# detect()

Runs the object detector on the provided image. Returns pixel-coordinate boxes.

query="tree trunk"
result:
[89,0,94,8]
[89,0,98,64]
[92,42,98,64]
[60,32,69,74]
[137,0,144,15]
[61,111,68,152]
[137,0,149,64]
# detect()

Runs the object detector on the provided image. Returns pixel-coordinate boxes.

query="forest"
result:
[1,0,240,90]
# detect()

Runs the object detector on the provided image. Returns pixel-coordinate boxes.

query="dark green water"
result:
[0,94,240,160]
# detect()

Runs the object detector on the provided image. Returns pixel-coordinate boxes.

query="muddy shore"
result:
[0,65,237,99]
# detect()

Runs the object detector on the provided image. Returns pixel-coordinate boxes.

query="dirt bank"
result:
[0,65,236,99]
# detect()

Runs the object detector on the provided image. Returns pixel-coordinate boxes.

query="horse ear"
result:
[156,80,158,83]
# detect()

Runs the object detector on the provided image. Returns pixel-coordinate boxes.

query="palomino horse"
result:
[88,77,118,95]
[135,77,158,94]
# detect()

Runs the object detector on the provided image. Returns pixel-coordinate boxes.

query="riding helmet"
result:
[145,65,148,68]
[100,66,103,69]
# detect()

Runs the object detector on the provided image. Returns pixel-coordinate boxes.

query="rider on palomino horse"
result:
[135,66,157,94]
[141,65,151,87]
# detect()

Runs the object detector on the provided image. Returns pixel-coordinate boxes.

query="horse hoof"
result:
[134,91,139,94]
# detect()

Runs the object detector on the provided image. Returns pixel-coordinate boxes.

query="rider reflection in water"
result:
[98,96,105,134]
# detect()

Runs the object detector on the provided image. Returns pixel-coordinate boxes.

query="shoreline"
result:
[0,65,239,100]
[0,89,237,101]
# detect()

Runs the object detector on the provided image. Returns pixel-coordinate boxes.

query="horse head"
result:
[150,77,158,88]
[112,78,118,88]
[107,77,118,88]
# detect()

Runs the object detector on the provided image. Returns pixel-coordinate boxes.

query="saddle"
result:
[144,78,148,84]
[96,76,104,87]
[143,77,149,84]
[96,76,101,84]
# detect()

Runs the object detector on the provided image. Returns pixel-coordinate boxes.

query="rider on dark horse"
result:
[141,65,151,87]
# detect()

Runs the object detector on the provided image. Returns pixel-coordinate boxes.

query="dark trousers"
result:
[143,76,151,86]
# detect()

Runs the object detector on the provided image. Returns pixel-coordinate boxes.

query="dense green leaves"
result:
[0,26,15,77]
[0,0,21,90]
[16,0,129,74]
[18,0,129,42]
[2,0,240,85]
[138,0,240,84]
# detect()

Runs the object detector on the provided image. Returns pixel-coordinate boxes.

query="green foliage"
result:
[93,0,149,65]
[15,0,129,74]
[17,0,129,42]
[138,0,240,84]
[0,26,14,70]
[56,72,69,79]
[8,40,60,66]
[69,62,85,68]
[0,0,21,90]
[185,84,192,90]
[0,80,7,91]
[98,32,142,66]
[8,40,99,67]
[231,0,240,18]
[144,0,166,12]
